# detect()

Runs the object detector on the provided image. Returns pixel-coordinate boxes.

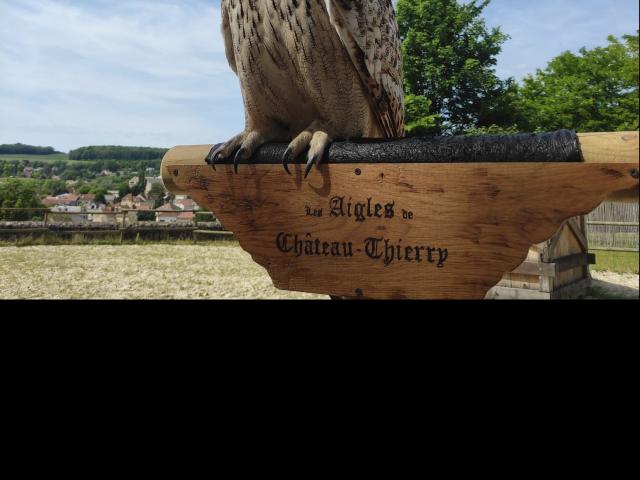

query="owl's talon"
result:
[234,147,247,174]
[205,147,220,169]
[304,154,319,179]
[282,147,293,174]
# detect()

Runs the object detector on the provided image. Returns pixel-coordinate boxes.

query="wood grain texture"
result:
[578,131,638,163]
[162,144,638,300]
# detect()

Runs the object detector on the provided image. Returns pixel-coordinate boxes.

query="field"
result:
[0,243,327,300]
[0,153,72,163]
[0,243,637,300]
[0,153,97,167]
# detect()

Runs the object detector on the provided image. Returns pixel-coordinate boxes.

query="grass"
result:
[0,153,97,169]
[0,242,327,300]
[590,250,639,274]
[0,153,71,163]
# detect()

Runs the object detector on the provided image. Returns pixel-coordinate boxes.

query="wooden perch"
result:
[161,131,638,300]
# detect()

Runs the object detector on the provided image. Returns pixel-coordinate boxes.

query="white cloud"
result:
[0,0,245,152]
[0,0,637,151]
[483,0,639,80]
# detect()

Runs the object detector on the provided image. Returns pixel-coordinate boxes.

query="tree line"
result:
[398,0,639,136]
[0,143,61,155]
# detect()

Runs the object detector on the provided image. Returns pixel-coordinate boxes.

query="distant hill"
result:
[69,146,168,161]
[0,143,63,155]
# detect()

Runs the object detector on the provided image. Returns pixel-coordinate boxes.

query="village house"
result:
[41,196,62,208]
[154,199,196,224]
[78,194,96,204]
[50,205,86,224]
[175,211,195,224]
[119,194,135,209]
[120,193,152,210]
[174,197,200,211]
[41,193,81,208]
[78,194,103,211]
[92,204,118,224]
[155,202,181,224]
[128,176,140,189]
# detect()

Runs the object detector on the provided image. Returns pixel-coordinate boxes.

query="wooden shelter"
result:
[488,217,595,299]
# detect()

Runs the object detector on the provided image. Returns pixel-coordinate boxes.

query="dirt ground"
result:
[0,244,637,300]
[0,244,327,300]
[587,270,639,300]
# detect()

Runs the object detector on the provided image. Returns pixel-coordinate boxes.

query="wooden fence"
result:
[2,205,637,251]
[0,208,218,227]
[586,202,639,252]
[0,208,233,243]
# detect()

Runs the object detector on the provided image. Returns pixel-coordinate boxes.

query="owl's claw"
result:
[282,147,293,175]
[234,147,247,174]
[205,147,221,170]
[304,153,320,179]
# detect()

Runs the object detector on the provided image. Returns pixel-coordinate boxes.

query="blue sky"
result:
[0,0,637,153]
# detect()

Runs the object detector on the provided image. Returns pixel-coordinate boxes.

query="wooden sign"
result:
[161,132,638,300]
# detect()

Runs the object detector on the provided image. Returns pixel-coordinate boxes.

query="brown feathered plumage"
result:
[209,0,405,176]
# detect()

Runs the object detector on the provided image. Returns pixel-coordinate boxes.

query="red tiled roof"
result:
[58,194,79,201]
[42,197,62,207]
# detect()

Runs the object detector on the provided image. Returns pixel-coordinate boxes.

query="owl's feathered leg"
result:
[206,128,284,173]
[282,120,332,179]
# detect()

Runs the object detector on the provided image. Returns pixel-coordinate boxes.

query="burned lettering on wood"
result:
[292,194,445,268]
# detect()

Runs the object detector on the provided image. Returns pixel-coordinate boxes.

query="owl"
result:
[207,0,405,178]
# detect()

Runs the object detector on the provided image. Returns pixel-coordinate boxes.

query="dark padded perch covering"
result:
[214,129,583,165]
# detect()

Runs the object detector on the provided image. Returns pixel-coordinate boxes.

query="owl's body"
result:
[211,0,405,176]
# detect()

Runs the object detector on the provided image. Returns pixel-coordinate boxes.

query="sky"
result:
[0,0,638,153]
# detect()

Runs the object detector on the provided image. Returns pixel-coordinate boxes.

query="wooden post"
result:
[160,131,638,300]
[578,132,639,202]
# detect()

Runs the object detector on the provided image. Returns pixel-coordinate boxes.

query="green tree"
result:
[518,32,639,132]
[117,182,130,199]
[398,0,520,135]
[0,143,60,155]
[130,170,146,196]
[2,162,14,177]
[94,191,107,204]
[0,179,44,220]
[40,179,67,197]
[148,182,166,208]
[78,184,92,195]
